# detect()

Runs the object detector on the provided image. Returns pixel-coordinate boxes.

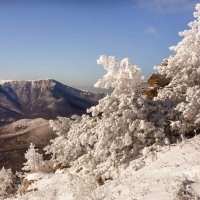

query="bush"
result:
[0,167,14,198]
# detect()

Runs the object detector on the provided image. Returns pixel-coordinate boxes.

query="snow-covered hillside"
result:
[7,135,200,200]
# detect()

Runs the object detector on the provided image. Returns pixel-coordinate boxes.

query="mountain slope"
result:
[0,118,55,172]
[0,79,102,123]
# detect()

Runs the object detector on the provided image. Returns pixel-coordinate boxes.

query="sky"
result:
[0,0,199,89]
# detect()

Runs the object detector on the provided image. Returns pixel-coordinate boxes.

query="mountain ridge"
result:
[0,79,103,124]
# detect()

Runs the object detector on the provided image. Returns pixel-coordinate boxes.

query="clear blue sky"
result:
[0,0,199,88]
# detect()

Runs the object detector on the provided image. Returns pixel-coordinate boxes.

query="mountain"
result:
[0,79,103,124]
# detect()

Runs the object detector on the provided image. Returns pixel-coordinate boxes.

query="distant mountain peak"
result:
[0,79,103,124]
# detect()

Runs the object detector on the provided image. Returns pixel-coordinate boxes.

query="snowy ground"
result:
[96,136,200,200]
[8,135,200,200]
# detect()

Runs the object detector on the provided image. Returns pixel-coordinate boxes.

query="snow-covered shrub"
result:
[23,144,53,173]
[171,86,200,135]
[155,4,200,137]
[174,179,200,200]
[0,167,14,198]
[23,144,44,173]
[95,55,143,94]
[49,115,80,136]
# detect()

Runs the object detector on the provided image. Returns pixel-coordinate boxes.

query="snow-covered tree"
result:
[155,3,200,136]
[45,56,168,179]
[95,55,143,94]
[23,144,45,173]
